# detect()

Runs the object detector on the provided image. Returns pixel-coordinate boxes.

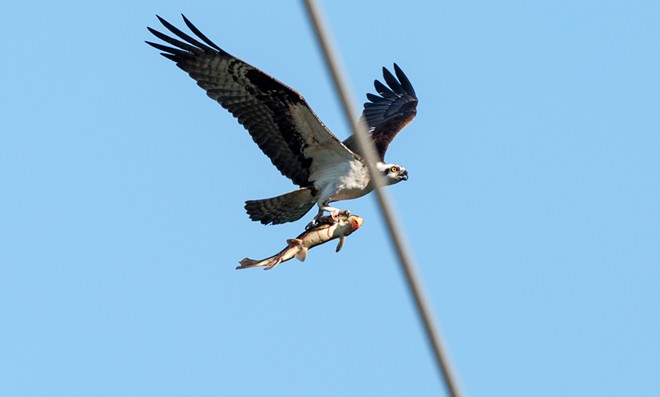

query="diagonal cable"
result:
[301,1,464,396]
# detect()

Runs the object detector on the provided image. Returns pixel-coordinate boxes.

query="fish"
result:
[237,213,364,270]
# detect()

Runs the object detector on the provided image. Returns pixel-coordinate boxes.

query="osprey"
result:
[147,15,418,225]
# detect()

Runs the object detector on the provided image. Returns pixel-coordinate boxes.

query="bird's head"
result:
[378,163,409,185]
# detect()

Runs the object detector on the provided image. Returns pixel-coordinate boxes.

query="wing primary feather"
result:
[366,93,386,102]
[374,80,396,98]
[160,53,179,62]
[147,27,202,54]
[181,14,223,52]
[155,15,213,53]
[394,63,416,97]
[382,67,406,95]
[145,40,189,58]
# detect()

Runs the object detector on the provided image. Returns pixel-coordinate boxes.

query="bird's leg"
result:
[305,207,327,230]
[321,206,351,224]
[306,204,350,229]
[321,205,342,220]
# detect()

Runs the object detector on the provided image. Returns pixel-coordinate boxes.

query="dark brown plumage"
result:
[147,15,345,188]
[343,64,418,161]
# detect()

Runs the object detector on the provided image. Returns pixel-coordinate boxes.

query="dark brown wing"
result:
[345,64,418,161]
[146,15,358,188]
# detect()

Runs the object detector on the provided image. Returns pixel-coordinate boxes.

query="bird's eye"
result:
[390,166,398,173]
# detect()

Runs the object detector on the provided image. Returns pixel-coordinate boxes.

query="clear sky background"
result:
[2,1,659,396]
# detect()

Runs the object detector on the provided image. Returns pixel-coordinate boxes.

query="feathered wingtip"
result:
[145,14,226,61]
[392,63,417,97]
[371,63,417,100]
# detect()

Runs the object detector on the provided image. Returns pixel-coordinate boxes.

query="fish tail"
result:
[236,255,281,270]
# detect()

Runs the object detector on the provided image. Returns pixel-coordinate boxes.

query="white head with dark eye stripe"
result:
[376,162,409,185]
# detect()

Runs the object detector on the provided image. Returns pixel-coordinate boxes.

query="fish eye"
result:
[390,166,398,173]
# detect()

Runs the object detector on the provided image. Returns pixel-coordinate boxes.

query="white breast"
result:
[314,158,372,202]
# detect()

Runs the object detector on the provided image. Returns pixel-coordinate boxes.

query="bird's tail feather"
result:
[245,188,317,225]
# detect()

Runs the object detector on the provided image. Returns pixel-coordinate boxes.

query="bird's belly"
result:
[329,169,374,201]
[330,185,372,201]
[314,159,372,203]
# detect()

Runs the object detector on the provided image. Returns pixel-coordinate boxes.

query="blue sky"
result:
[2,1,659,396]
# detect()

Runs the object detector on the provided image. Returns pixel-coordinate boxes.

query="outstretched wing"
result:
[146,15,359,188]
[346,64,418,161]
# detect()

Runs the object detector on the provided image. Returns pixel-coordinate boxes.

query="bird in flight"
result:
[146,15,418,225]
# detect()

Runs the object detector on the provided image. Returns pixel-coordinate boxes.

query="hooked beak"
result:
[400,169,409,181]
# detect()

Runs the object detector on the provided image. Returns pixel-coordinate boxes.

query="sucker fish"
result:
[237,214,364,270]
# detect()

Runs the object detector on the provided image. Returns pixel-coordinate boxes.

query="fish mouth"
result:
[350,216,364,230]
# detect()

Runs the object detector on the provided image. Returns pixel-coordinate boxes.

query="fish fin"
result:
[336,236,345,252]
[295,247,308,262]
[287,238,303,247]
[263,258,283,270]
